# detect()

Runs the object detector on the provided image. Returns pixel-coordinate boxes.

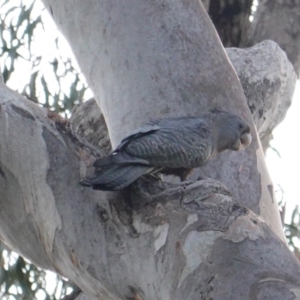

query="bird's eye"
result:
[239,123,244,129]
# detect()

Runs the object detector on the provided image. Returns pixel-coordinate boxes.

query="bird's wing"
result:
[117,124,160,150]
[93,151,150,168]
[124,121,211,169]
[93,124,160,168]
[94,118,211,169]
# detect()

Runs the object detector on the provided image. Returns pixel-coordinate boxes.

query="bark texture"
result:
[1,88,300,299]
[0,0,299,299]
[42,0,284,235]
[226,40,296,150]
[71,40,296,154]
[205,0,300,77]
[248,0,300,76]
[204,0,300,150]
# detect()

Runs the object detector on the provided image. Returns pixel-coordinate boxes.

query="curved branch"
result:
[40,0,286,238]
[0,0,298,298]
[71,41,296,153]
[1,83,300,298]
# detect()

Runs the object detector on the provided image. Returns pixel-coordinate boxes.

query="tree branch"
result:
[71,40,296,153]
[1,80,300,299]
[227,40,296,150]
[41,0,284,252]
[0,0,298,298]
[248,0,300,76]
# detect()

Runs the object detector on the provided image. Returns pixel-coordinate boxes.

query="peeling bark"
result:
[71,99,111,155]
[1,88,300,298]
[0,0,299,299]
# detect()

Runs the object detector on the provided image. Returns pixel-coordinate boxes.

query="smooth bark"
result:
[0,0,299,299]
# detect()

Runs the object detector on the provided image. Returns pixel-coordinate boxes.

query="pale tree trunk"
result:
[0,0,299,299]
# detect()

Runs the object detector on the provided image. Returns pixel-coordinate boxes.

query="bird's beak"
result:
[231,132,252,151]
[240,132,252,149]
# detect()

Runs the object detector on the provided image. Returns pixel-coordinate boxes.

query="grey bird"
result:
[80,109,251,191]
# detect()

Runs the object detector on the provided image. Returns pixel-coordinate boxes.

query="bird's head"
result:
[211,110,252,153]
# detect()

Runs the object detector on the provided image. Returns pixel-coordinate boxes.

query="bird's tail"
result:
[80,164,152,191]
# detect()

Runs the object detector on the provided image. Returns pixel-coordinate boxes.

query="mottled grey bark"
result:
[0,0,299,299]
[248,0,300,76]
[40,0,282,233]
[1,88,300,299]
[71,99,111,155]
[226,40,296,151]
[205,0,300,148]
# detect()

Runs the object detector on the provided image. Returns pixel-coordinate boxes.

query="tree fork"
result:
[0,89,300,298]
[0,0,298,299]
[40,0,286,233]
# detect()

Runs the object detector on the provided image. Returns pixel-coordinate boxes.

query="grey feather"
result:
[93,152,150,168]
[80,165,153,191]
